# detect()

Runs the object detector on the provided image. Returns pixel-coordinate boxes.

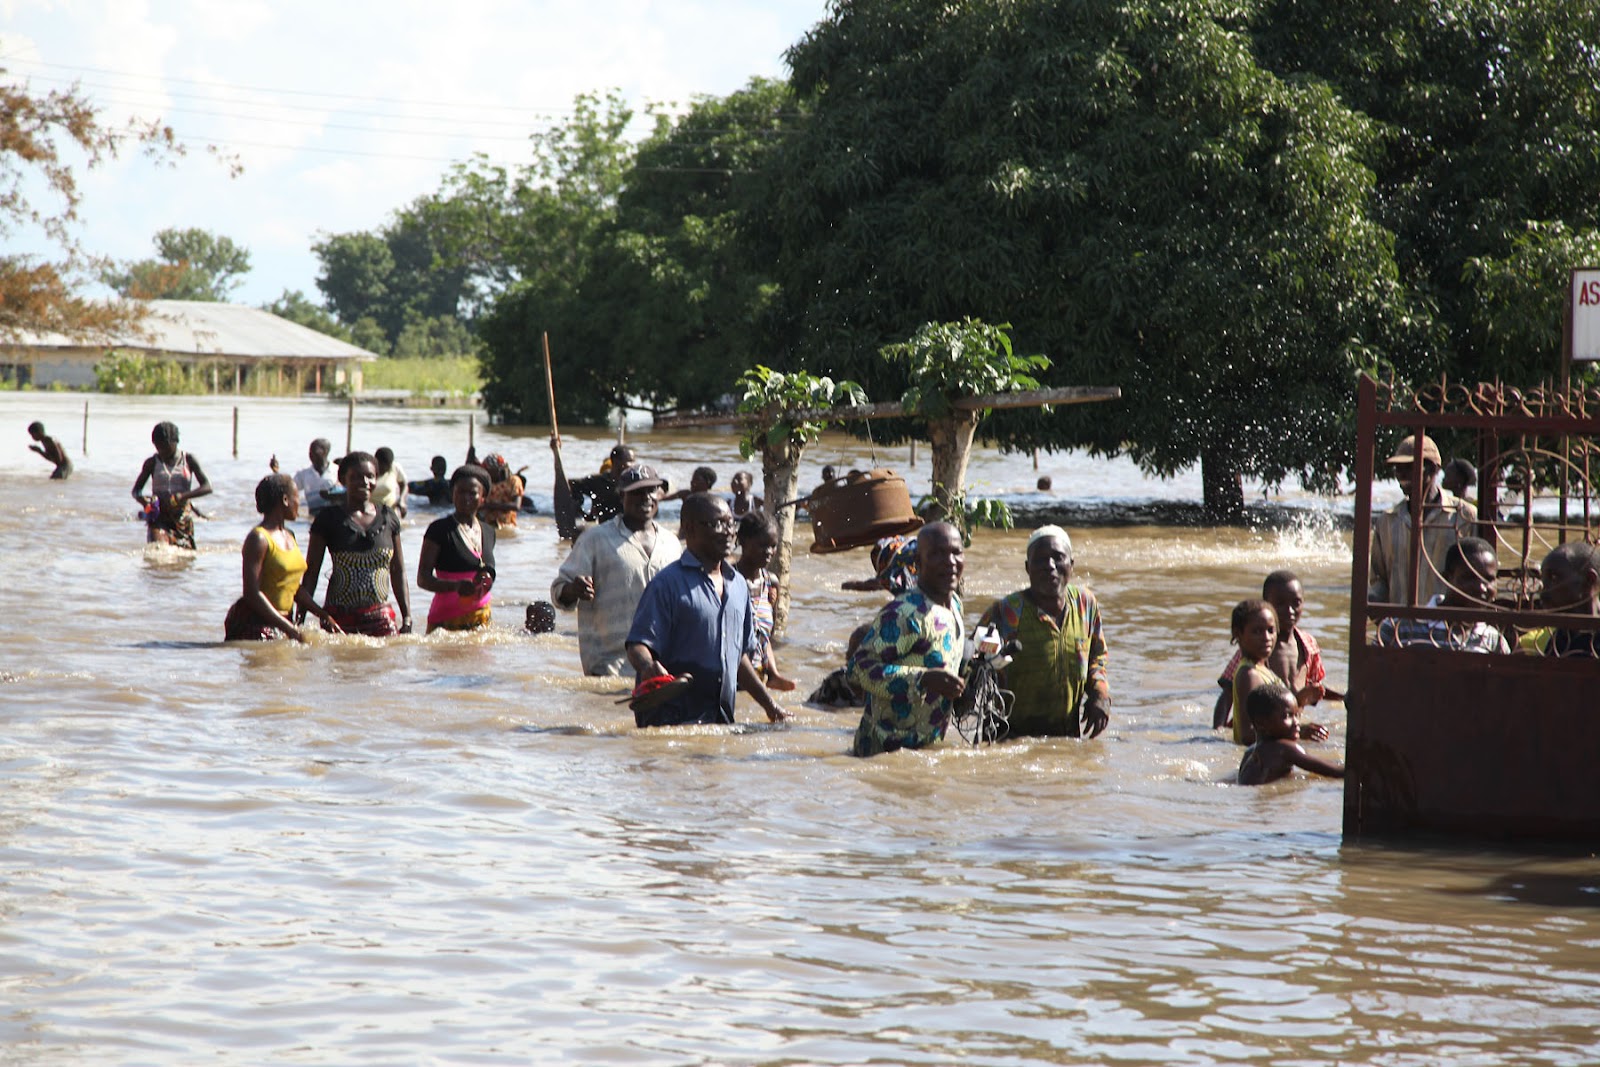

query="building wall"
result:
[0,345,368,393]
[2,348,101,388]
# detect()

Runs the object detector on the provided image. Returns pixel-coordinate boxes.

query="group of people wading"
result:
[71,420,1600,771]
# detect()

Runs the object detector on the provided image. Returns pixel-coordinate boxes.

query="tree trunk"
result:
[760,439,804,638]
[1201,445,1246,522]
[927,412,980,522]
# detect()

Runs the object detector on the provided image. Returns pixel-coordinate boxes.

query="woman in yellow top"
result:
[1228,598,1329,746]
[223,474,330,642]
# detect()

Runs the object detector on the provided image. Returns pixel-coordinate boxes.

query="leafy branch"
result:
[879,318,1050,419]
[735,365,866,459]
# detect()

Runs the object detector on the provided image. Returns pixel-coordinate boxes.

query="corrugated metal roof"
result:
[4,300,379,361]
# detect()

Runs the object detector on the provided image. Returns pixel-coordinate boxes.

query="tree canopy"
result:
[343,1,1600,514]
[774,0,1418,513]
[103,227,252,301]
[1254,0,1600,385]
[479,79,801,423]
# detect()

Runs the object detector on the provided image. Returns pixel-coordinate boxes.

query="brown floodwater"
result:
[2,393,1597,1065]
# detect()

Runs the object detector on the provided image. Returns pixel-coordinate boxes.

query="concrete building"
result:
[0,300,378,393]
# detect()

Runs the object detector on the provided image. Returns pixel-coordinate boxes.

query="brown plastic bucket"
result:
[808,468,923,554]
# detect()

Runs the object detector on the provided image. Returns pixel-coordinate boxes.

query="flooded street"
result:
[3,392,1597,1065]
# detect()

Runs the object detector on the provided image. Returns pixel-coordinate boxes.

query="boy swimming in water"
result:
[1237,683,1344,785]
[27,421,71,479]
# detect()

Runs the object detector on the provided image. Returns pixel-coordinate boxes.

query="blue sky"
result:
[1,0,828,307]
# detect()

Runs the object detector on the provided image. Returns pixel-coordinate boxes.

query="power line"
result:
[1,56,804,134]
[8,70,574,129]
[169,130,764,173]
[0,53,588,115]
[169,131,527,166]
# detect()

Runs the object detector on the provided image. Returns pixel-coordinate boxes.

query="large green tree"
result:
[474,91,639,422]
[774,0,1419,515]
[103,226,251,301]
[479,81,800,423]
[312,201,469,345]
[1255,0,1600,385]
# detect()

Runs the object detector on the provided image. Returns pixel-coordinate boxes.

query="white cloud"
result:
[5,0,827,301]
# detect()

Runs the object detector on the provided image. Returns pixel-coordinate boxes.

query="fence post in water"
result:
[232,406,239,458]
[468,413,475,454]
[909,439,917,466]
[346,395,355,453]
[81,401,88,456]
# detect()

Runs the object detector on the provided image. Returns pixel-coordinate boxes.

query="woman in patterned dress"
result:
[299,451,413,636]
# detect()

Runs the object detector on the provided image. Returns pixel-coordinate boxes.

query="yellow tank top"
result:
[257,526,308,614]
[1232,660,1288,745]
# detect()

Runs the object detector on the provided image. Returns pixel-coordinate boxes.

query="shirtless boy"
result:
[1237,683,1345,785]
[27,421,71,479]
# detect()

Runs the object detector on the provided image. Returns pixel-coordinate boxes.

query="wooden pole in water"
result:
[909,439,917,466]
[468,413,475,454]
[232,406,239,458]
[544,333,579,540]
[346,395,354,453]
[81,400,88,456]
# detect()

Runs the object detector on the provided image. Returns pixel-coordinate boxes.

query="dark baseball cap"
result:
[617,465,665,493]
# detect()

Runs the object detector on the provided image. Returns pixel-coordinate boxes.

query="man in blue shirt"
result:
[625,493,788,727]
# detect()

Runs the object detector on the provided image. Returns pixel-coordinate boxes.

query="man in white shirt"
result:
[551,465,681,676]
[293,438,338,519]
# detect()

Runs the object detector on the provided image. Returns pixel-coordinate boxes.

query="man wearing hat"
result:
[1369,433,1479,605]
[976,525,1111,738]
[551,464,681,675]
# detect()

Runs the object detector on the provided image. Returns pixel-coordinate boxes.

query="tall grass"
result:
[360,356,482,396]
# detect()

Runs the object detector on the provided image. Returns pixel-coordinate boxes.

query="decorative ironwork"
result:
[1360,373,1600,626]
[1373,372,1600,420]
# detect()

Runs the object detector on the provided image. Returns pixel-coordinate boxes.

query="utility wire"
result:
[0,53,586,115]
[8,69,574,128]
[169,130,765,172]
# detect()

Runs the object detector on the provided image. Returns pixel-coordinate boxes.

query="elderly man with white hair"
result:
[976,524,1111,738]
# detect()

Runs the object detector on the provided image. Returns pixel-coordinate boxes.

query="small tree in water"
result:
[882,318,1048,524]
[737,366,865,635]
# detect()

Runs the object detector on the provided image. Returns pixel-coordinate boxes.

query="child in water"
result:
[734,513,797,691]
[27,421,71,479]
[1214,570,1330,730]
[1374,537,1509,652]
[131,421,212,548]
[1237,683,1344,785]
[729,471,762,517]
[1226,598,1329,746]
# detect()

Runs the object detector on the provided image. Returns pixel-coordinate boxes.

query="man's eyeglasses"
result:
[697,517,737,532]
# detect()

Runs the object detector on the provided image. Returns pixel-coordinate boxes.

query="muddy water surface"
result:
[2,393,1596,1065]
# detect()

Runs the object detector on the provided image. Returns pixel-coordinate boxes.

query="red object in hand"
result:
[631,674,677,701]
